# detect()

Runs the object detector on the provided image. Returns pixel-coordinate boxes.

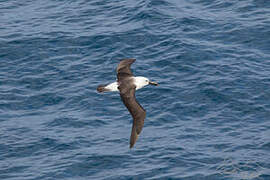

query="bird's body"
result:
[98,76,151,92]
[97,59,158,148]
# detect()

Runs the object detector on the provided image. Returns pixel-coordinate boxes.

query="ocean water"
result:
[0,0,270,179]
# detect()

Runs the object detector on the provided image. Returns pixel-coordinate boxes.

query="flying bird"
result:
[97,59,158,148]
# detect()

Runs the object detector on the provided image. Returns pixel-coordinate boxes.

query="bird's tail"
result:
[97,85,109,93]
[130,124,139,148]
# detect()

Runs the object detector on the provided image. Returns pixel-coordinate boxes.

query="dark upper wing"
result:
[118,82,146,148]
[117,59,136,81]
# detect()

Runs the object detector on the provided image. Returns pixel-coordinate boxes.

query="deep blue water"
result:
[1,0,270,179]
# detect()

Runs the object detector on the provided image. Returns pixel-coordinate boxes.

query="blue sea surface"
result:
[0,0,270,179]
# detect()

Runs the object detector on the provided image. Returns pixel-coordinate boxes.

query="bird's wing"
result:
[118,82,146,148]
[117,59,136,81]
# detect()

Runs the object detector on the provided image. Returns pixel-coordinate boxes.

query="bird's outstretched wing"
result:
[117,58,146,148]
[117,59,136,81]
[118,77,146,148]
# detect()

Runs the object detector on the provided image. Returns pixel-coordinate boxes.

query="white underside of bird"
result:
[104,76,152,92]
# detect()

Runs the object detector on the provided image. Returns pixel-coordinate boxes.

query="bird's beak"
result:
[149,81,158,86]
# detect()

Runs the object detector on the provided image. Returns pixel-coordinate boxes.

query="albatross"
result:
[97,59,158,148]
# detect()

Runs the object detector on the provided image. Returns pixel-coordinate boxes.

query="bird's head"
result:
[135,77,158,89]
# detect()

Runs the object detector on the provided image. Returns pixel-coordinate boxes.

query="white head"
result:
[133,76,158,90]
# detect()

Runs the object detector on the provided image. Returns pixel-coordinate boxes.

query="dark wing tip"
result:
[120,58,136,63]
[117,59,136,73]
[130,125,138,148]
[129,110,146,149]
